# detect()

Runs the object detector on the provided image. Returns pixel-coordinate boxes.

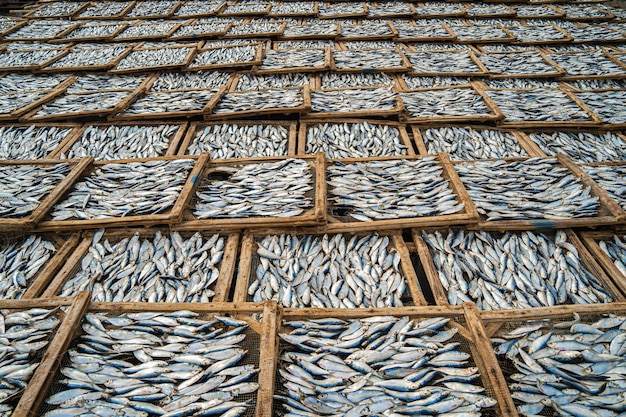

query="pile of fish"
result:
[0,125,73,160]
[582,165,626,210]
[194,158,312,219]
[0,92,46,115]
[400,89,492,118]
[0,49,63,68]
[576,91,626,124]
[68,74,146,93]
[189,45,259,68]
[407,51,483,74]
[568,25,625,42]
[561,4,611,18]
[47,45,128,69]
[482,44,535,52]
[5,20,75,39]
[236,73,309,90]
[305,122,407,158]
[270,2,316,15]
[527,131,626,163]
[152,72,230,91]
[63,22,125,40]
[467,3,511,15]
[126,1,178,17]
[0,234,57,299]
[62,124,180,161]
[311,88,397,113]
[343,41,395,49]
[320,72,394,89]
[318,3,366,16]
[340,22,393,38]
[227,22,283,36]
[478,52,559,75]
[32,91,130,117]
[77,1,128,17]
[568,79,626,91]
[115,47,191,70]
[119,90,218,115]
[175,1,223,16]
[402,75,470,89]
[422,229,614,309]
[277,316,496,416]
[50,159,194,220]
[457,158,600,221]
[213,88,304,114]
[486,89,592,122]
[283,22,337,37]
[506,25,569,42]
[547,50,626,77]
[410,43,462,51]
[449,25,511,41]
[259,49,325,70]
[333,49,405,71]
[483,78,559,89]
[276,40,334,49]
[368,2,413,15]
[58,231,225,302]
[116,21,178,39]
[223,3,268,14]
[43,311,257,417]
[398,24,453,41]
[328,158,464,221]
[31,1,83,16]
[599,234,626,276]
[188,123,290,158]
[0,307,60,415]
[493,314,626,416]
[0,73,66,93]
[513,4,561,17]
[171,21,230,38]
[0,163,69,217]
[421,127,528,160]
[248,233,407,308]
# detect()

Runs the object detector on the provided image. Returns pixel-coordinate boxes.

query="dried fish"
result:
[483,78,559,89]
[401,88,492,118]
[126,0,180,17]
[421,127,528,160]
[505,25,569,42]
[31,2,84,17]
[187,123,290,158]
[407,51,483,74]
[5,20,76,40]
[311,87,397,113]
[115,21,179,39]
[170,20,230,38]
[598,234,626,276]
[479,51,560,76]
[340,22,393,38]
[283,22,337,37]
[118,90,218,116]
[0,125,73,160]
[449,25,512,41]
[152,71,230,91]
[227,22,282,36]
[213,88,304,114]
[115,47,192,70]
[33,91,131,118]
[47,45,128,69]
[77,1,129,18]
[318,3,367,17]
[188,44,259,68]
[259,48,326,70]
[528,131,626,163]
[61,22,126,40]
[0,73,67,93]
[0,92,47,116]
[67,73,147,93]
[174,1,224,16]
[320,72,394,89]
[486,89,592,123]
[402,75,470,89]
[576,90,626,124]
[583,165,626,210]
[0,49,64,69]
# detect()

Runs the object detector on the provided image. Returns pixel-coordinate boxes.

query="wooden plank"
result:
[580,230,626,297]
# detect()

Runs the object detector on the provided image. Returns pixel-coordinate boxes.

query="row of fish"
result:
[278,315,496,416]
[0,125,73,160]
[189,44,259,68]
[213,88,304,114]
[50,159,193,220]
[62,22,125,40]
[493,314,626,417]
[407,51,483,74]
[116,47,192,71]
[194,158,313,219]
[528,131,626,163]
[0,49,64,69]
[598,234,626,277]
[171,21,230,39]
[320,72,394,89]
[421,126,527,160]
[311,87,396,113]
[479,51,559,76]
[328,158,464,221]
[235,73,308,91]
[583,165,626,211]
[58,230,225,302]
[47,45,129,69]
[576,91,626,124]
[422,228,614,310]
[0,73,67,93]
[259,48,326,70]
[152,71,230,91]
[486,89,591,123]
[43,310,256,417]
[248,233,407,308]
[118,90,218,116]
[116,21,179,40]
[400,88,492,118]
[333,49,405,71]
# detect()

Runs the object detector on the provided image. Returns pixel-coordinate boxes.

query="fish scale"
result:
[422,229,613,310]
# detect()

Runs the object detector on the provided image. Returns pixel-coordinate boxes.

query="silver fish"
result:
[213,88,304,114]
[598,234,626,277]
[235,73,309,91]
[401,88,492,118]
[583,165,626,210]
[528,131,626,163]
[407,51,484,74]
[576,90,626,124]
[115,46,192,70]
[259,48,326,70]
[189,44,259,68]
[0,125,74,160]
[320,72,394,89]
[486,88,592,122]
[312,87,397,113]
[126,1,180,18]
[47,45,128,70]
[152,71,230,91]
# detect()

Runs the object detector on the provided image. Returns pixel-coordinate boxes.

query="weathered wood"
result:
[580,230,626,297]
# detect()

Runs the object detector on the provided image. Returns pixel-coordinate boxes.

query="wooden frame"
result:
[511,4,564,19]
[39,44,134,73]
[405,49,489,77]
[319,153,478,232]
[42,228,239,302]
[124,1,182,19]
[574,89,626,129]
[278,304,517,417]
[31,299,276,417]
[55,121,188,160]
[317,2,369,18]
[235,228,426,306]
[298,119,415,157]
[338,21,398,41]
[546,49,626,80]
[448,24,517,44]
[112,20,185,42]
[110,44,198,74]
[167,18,232,40]
[486,87,603,129]
[23,2,89,19]
[171,1,227,18]
[394,22,457,42]
[267,1,319,18]
[411,125,543,160]
[254,46,331,74]
[0,76,74,122]
[0,292,90,417]
[559,4,615,22]
[223,21,287,38]
[49,21,129,43]
[400,83,504,124]
[205,85,311,120]
[506,24,574,45]
[331,46,411,73]
[0,19,27,38]
[33,154,209,232]
[413,227,625,311]
[581,230,626,296]
[178,120,297,157]
[74,1,136,20]
[0,157,92,232]
[3,22,82,42]
[412,2,466,18]
[305,86,401,119]
[0,48,69,72]
[185,42,263,70]
[395,73,473,91]
[280,21,340,40]
[578,160,626,218]
[456,154,625,230]
[314,71,396,91]
[476,50,566,79]
[219,3,272,17]
[229,72,312,91]
[463,3,516,18]
[0,122,82,160]
[109,85,226,121]
[174,153,326,232]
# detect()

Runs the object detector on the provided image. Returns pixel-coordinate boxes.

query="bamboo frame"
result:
[254,46,331,74]
[178,120,297,157]
[39,44,133,73]
[110,44,198,74]
[0,157,92,232]
[55,121,188,160]
[174,153,326,232]
[33,154,210,232]
[235,228,426,306]
[412,227,625,310]
[42,228,239,302]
